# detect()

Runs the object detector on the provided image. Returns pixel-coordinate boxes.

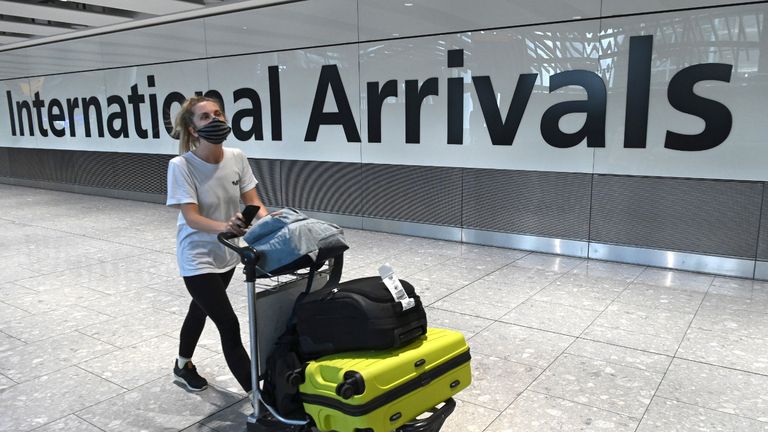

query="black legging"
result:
[179,267,252,392]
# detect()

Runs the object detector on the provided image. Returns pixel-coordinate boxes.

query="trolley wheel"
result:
[396,398,456,432]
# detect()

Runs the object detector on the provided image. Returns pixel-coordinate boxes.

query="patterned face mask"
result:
[195,118,231,144]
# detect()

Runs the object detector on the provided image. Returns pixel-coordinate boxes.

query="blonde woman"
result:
[166,96,268,393]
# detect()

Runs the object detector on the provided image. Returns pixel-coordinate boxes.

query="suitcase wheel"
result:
[335,370,366,399]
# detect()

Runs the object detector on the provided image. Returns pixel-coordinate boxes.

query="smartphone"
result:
[241,205,261,226]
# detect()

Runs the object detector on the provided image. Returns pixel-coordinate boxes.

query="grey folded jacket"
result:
[243,208,348,274]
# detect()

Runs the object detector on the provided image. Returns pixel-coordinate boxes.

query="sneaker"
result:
[173,360,208,391]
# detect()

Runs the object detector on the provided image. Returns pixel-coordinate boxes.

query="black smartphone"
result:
[241,205,261,226]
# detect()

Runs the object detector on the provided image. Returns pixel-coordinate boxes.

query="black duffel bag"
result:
[295,276,427,358]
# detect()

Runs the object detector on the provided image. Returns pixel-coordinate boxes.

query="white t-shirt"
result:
[166,147,258,277]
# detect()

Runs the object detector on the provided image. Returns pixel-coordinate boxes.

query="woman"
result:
[166,96,268,393]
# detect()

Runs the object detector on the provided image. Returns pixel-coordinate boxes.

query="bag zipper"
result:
[322,287,339,301]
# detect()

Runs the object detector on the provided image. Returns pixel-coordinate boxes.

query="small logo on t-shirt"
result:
[232,179,240,186]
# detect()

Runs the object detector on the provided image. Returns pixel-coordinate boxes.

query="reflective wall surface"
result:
[597,4,768,180]
[1,0,767,278]
[358,20,601,173]
[357,0,601,40]
[1,1,765,179]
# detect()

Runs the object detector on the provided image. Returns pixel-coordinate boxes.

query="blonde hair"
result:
[173,96,225,154]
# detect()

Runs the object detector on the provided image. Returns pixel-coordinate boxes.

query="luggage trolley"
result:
[218,232,457,432]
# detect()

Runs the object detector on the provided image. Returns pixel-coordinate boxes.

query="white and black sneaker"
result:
[173,360,208,391]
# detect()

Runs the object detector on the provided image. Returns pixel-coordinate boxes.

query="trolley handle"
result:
[217,232,264,282]
[217,231,245,255]
[217,232,262,270]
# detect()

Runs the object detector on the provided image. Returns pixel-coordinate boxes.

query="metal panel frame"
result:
[754,261,768,280]
[589,242,756,278]
[590,174,763,259]
[362,217,462,242]
[0,177,165,203]
[3,147,768,279]
[361,164,463,227]
[463,228,589,258]
[299,210,364,230]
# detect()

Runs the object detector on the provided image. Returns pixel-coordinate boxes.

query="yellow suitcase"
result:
[299,328,471,432]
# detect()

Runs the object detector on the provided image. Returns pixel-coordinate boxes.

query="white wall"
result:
[1,0,766,180]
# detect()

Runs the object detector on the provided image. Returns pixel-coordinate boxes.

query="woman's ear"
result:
[188,126,198,138]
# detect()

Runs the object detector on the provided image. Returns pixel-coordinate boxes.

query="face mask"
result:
[195,118,231,144]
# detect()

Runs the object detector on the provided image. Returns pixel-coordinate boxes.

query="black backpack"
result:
[260,325,306,421]
[295,276,427,358]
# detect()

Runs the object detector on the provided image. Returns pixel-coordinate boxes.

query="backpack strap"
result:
[303,266,317,294]
[326,253,344,287]
[302,252,344,295]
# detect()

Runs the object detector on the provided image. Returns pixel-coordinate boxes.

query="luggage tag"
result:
[378,263,415,311]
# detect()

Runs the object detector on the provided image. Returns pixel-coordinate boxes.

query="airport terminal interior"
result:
[2,0,768,431]
[2,184,768,431]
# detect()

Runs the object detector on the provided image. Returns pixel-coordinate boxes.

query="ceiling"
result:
[0,0,249,47]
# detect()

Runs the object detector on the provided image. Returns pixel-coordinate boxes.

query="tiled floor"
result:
[1,183,768,431]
